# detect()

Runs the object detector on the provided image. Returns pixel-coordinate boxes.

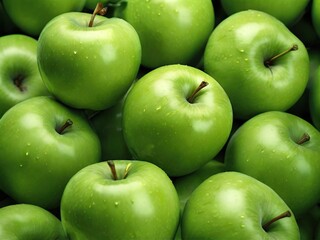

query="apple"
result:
[60,160,180,240]
[37,7,141,110]
[224,111,320,217]
[122,64,233,177]
[0,96,101,209]
[310,65,320,130]
[112,0,215,68]
[0,2,19,36]
[0,34,50,118]
[204,10,309,120]
[2,0,86,37]
[181,171,300,239]
[220,0,309,26]
[0,204,67,239]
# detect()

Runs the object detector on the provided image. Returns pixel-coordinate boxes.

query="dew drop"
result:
[73,50,77,55]
[25,152,29,156]
[114,201,119,206]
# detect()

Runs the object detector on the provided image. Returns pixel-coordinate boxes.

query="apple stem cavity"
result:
[262,210,291,231]
[264,44,298,67]
[187,81,208,103]
[107,160,132,180]
[88,2,108,27]
[13,74,26,92]
[296,133,310,145]
[56,119,73,134]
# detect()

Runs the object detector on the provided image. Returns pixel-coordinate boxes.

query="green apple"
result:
[173,160,225,240]
[220,0,309,26]
[112,0,215,68]
[60,160,180,240]
[0,96,101,209]
[122,64,233,177]
[89,97,132,161]
[312,0,320,38]
[2,0,86,36]
[37,10,141,110]
[181,171,300,239]
[0,34,50,118]
[204,10,309,120]
[225,111,320,217]
[0,204,67,239]
[310,65,320,129]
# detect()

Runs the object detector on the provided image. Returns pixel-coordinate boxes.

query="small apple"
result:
[204,10,309,119]
[181,171,300,239]
[37,6,141,110]
[112,0,215,68]
[225,111,320,217]
[220,0,309,26]
[2,0,86,36]
[0,96,101,209]
[60,160,180,240]
[122,64,233,177]
[0,34,50,118]
[0,204,67,239]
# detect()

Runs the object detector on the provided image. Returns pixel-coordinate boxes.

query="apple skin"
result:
[0,34,50,118]
[37,12,141,110]
[0,96,101,209]
[224,111,320,217]
[60,160,180,240]
[220,0,309,26]
[0,204,68,239]
[204,10,309,120]
[2,0,86,37]
[122,64,233,177]
[310,66,320,130]
[181,171,300,239]
[113,0,215,69]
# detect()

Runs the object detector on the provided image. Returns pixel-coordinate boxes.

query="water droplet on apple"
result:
[27,143,31,146]
[244,58,248,61]
[239,49,244,53]
[241,224,245,228]
[73,51,77,55]
[19,164,23,167]
[114,201,119,206]
[25,152,29,156]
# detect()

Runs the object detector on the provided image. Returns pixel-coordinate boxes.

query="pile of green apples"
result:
[1,0,320,239]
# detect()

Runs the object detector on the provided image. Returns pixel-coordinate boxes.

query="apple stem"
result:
[123,163,132,179]
[296,133,310,145]
[187,81,209,103]
[88,2,108,27]
[56,119,73,134]
[264,44,298,67]
[107,160,118,180]
[13,74,26,92]
[262,210,291,231]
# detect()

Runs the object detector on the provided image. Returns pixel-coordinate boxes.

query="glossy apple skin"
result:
[310,66,320,129]
[0,96,101,209]
[0,34,50,118]
[60,160,180,240]
[0,204,67,239]
[2,0,86,36]
[220,0,309,26]
[113,0,214,68]
[37,12,141,110]
[181,171,300,239]
[204,10,309,120]
[225,111,320,217]
[122,64,233,177]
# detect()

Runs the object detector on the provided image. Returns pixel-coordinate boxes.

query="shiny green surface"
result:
[310,66,320,129]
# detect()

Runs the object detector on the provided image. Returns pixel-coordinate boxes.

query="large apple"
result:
[2,0,86,36]
[60,160,180,240]
[181,171,300,239]
[122,64,233,177]
[37,8,141,110]
[0,204,67,239]
[0,34,50,118]
[220,0,309,26]
[204,10,309,120]
[0,96,101,209]
[225,111,320,217]
[112,0,215,68]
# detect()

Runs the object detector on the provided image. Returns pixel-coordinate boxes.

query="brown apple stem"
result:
[296,133,310,145]
[13,74,26,92]
[107,160,118,180]
[88,2,108,27]
[262,210,291,231]
[56,119,73,134]
[264,44,298,67]
[123,163,132,179]
[187,81,209,103]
